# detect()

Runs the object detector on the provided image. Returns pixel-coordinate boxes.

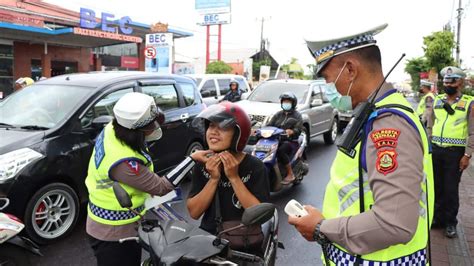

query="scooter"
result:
[0,198,42,266]
[248,121,309,192]
[112,183,279,265]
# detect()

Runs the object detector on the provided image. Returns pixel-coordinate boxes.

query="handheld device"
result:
[284,199,308,217]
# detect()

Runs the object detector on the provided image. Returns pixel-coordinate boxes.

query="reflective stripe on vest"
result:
[432,94,472,147]
[85,123,153,225]
[322,90,434,264]
[326,244,428,266]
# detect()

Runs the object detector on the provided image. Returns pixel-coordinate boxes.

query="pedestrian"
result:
[427,66,472,238]
[220,79,242,102]
[417,80,435,129]
[85,92,211,266]
[266,92,304,184]
[288,23,434,265]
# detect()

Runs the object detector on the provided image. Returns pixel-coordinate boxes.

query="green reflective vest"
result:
[85,123,153,225]
[416,92,434,116]
[432,94,473,147]
[322,91,434,265]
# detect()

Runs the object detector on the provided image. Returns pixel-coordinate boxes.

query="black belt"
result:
[432,144,465,151]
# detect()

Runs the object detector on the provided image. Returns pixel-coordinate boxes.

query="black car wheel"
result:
[186,141,204,156]
[323,118,338,145]
[24,183,79,244]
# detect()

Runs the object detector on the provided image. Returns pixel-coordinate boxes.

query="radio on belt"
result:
[284,199,308,217]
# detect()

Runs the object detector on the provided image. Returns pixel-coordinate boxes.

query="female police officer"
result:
[86,92,210,266]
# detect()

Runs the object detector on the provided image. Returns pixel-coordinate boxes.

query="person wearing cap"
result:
[85,92,211,266]
[288,24,434,265]
[416,80,435,128]
[15,77,34,90]
[220,79,242,103]
[427,66,472,238]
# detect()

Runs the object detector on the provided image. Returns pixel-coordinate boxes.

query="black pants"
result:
[277,141,297,165]
[88,236,141,266]
[432,145,465,226]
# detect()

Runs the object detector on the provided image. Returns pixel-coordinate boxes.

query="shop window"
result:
[0,44,13,98]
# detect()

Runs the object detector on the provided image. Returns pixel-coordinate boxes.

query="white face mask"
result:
[145,127,163,142]
[323,62,354,112]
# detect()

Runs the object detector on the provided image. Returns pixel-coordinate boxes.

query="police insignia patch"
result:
[126,160,140,175]
[376,149,398,175]
[370,129,400,149]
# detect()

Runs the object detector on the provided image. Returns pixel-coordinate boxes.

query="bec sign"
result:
[80,8,133,35]
[146,33,173,46]
[197,13,231,26]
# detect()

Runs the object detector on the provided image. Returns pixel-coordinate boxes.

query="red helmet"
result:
[193,102,251,152]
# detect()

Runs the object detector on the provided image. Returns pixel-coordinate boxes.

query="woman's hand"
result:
[190,150,214,163]
[220,151,240,181]
[205,155,222,180]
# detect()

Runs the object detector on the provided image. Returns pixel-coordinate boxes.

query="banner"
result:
[145,33,173,74]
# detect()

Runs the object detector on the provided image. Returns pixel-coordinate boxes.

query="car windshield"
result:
[0,84,91,129]
[248,82,309,104]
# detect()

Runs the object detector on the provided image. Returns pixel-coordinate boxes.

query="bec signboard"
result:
[145,33,173,74]
[80,8,133,35]
[195,0,231,14]
[197,13,231,25]
[146,33,173,46]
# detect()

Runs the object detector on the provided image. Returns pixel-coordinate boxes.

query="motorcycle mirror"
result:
[241,203,276,226]
[113,182,133,208]
[0,198,10,211]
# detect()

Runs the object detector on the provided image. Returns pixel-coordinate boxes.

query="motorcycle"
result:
[248,119,309,192]
[0,198,42,266]
[112,183,280,265]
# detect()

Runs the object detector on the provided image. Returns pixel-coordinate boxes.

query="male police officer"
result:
[416,80,435,128]
[288,24,434,265]
[427,66,472,238]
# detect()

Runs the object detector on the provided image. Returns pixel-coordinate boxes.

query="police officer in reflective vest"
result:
[288,24,434,265]
[416,80,435,128]
[86,92,211,266]
[427,66,472,238]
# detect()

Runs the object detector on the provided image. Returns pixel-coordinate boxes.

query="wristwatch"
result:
[313,219,329,245]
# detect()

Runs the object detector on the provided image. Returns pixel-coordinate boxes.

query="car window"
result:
[248,82,309,104]
[81,88,133,128]
[217,79,231,95]
[312,86,322,100]
[179,82,196,106]
[235,77,247,92]
[317,84,329,102]
[200,79,217,97]
[142,84,180,111]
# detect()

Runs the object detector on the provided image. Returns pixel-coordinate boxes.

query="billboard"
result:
[145,33,173,74]
[195,0,231,14]
[197,13,231,25]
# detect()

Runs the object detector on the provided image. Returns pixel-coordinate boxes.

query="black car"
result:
[0,72,205,244]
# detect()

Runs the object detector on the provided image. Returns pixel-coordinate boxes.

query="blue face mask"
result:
[323,62,354,112]
[282,102,292,111]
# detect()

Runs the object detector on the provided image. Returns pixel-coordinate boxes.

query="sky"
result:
[45,0,474,82]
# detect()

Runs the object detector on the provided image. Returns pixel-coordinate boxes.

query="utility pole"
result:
[456,0,463,65]
[259,17,265,61]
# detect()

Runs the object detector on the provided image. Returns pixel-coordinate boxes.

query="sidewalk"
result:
[430,165,474,265]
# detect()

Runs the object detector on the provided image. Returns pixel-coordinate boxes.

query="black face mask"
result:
[444,86,458,95]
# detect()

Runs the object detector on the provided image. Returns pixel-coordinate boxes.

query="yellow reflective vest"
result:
[322,91,434,265]
[416,92,434,117]
[85,123,153,225]
[432,94,473,147]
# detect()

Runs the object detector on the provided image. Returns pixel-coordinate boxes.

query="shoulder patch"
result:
[370,128,400,149]
[126,160,140,175]
[376,149,398,175]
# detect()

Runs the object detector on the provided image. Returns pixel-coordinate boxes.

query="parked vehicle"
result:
[237,79,339,147]
[112,184,279,266]
[0,198,42,265]
[186,74,251,106]
[0,72,205,244]
[250,122,309,192]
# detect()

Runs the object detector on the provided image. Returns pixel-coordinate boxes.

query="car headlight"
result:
[0,148,44,181]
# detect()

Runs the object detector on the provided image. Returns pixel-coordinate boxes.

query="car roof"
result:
[263,79,323,85]
[36,71,195,89]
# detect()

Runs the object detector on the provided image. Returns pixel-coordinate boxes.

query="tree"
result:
[281,57,304,79]
[423,31,456,73]
[404,57,430,91]
[206,61,232,74]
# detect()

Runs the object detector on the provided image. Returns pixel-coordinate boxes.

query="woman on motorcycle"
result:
[266,92,304,184]
[187,102,270,237]
[85,92,210,266]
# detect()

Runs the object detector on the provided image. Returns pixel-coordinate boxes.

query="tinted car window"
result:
[201,80,217,97]
[142,85,179,111]
[180,82,196,106]
[248,83,309,104]
[217,79,231,95]
[0,84,91,128]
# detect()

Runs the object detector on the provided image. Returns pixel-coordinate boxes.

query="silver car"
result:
[236,79,339,146]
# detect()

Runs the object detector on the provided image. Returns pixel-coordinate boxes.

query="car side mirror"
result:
[241,203,276,226]
[112,182,133,208]
[311,99,323,107]
[92,115,113,129]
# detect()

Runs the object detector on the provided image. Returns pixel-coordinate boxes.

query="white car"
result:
[237,79,339,146]
[186,74,251,106]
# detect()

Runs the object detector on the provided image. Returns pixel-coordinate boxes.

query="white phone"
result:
[284,199,308,217]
